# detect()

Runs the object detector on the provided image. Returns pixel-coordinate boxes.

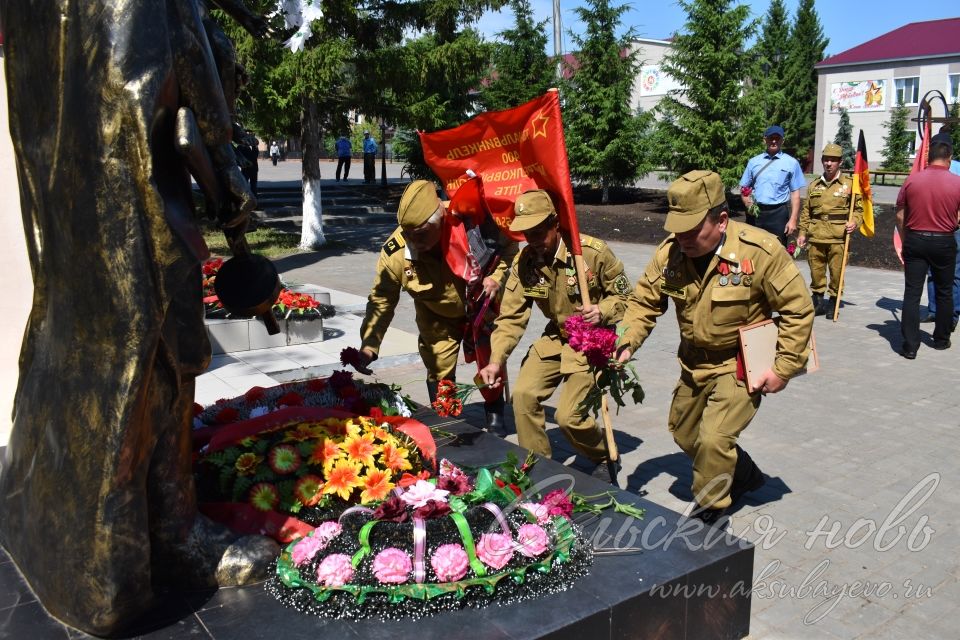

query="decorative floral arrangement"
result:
[740,186,760,218]
[202,256,334,321]
[194,374,414,428]
[266,453,596,619]
[563,315,644,416]
[196,414,427,515]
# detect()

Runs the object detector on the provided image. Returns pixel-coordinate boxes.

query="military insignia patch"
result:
[614,273,631,294]
[383,237,403,256]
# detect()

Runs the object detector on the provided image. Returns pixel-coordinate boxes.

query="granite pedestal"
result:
[0,413,753,639]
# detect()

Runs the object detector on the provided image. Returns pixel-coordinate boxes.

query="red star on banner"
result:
[530,110,549,139]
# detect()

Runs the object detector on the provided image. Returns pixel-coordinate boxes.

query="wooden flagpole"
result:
[832,189,858,322]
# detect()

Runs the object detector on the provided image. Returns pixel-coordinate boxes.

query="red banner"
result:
[420,89,583,254]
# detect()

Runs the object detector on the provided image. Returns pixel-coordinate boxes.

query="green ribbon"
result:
[449,512,487,577]
[351,520,378,568]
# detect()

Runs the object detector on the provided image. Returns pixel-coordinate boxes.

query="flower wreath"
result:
[265,456,593,619]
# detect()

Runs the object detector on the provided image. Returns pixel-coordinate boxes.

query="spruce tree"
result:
[833,108,855,170]
[482,0,554,112]
[561,0,652,203]
[880,100,912,171]
[782,0,827,167]
[949,100,960,152]
[654,0,761,186]
[752,0,790,129]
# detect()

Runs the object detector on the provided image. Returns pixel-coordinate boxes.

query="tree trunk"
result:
[299,96,325,249]
[601,176,610,205]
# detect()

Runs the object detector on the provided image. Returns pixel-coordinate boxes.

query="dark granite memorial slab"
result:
[0,417,753,639]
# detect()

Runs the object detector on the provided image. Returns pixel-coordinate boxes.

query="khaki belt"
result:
[818,214,849,221]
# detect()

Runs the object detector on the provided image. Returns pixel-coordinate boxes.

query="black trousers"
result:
[902,231,957,352]
[336,156,351,180]
[747,203,790,247]
[363,152,376,183]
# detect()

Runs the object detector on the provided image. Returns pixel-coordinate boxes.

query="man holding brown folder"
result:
[616,170,814,525]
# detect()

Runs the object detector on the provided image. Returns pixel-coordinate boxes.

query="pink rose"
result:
[372,547,413,584]
[431,543,470,582]
[516,524,549,558]
[476,533,514,570]
[316,554,354,587]
[314,521,342,544]
[519,502,551,524]
[291,535,324,566]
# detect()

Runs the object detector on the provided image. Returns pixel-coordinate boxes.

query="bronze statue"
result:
[0,1,276,635]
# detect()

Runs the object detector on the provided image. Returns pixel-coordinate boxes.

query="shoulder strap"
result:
[750,156,778,186]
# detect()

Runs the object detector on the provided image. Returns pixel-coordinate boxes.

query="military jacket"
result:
[360,225,516,355]
[799,173,863,244]
[489,234,631,365]
[619,220,814,385]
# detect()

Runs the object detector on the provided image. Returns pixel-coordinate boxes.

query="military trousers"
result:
[669,371,760,510]
[807,241,844,298]
[416,314,465,382]
[512,338,607,463]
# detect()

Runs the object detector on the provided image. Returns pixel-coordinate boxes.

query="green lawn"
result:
[202,227,302,258]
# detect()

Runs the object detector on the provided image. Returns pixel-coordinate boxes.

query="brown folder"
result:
[738,319,818,393]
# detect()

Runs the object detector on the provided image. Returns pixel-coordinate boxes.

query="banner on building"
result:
[638,66,682,97]
[830,80,886,113]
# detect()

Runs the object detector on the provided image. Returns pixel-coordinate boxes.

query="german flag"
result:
[854,131,874,237]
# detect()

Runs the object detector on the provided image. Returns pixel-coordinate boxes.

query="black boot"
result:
[812,292,825,316]
[426,380,439,404]
[483,396,508,437]
[730,445,765,507]
[824,297,837,320]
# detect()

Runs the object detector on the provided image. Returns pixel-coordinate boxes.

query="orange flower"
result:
[283,422,324,443]
[359,468,394,504]
[380,442,413,473]
[322,459,363,501]
[308,437,342,472]
[342,431,380,467]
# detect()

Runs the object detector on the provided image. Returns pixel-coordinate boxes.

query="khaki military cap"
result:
[664,170,727,233]
[398,180,441,229]
[822,143,843,158]
[510,189,557,232]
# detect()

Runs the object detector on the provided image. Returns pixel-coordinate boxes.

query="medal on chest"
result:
[717,262,730,286]
[741,258,754,286]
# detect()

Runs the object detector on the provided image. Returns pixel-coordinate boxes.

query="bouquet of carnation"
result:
[431,378,489,417]
[740,186,760,218]
[786,238,806,259]
[194,375,415,428]
[564,315,644,417]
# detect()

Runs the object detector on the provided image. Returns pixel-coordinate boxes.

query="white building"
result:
[814,17,960,172]
[628,38,680,114]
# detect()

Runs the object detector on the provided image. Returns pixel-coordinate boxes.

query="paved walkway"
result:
[2,153,955,638]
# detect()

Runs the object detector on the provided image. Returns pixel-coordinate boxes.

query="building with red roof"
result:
[813,18,960,171]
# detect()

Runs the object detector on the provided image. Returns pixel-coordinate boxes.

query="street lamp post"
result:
[380,121,388,186]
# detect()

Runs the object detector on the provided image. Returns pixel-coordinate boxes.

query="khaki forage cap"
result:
[398,180,440,229]
[822,143,843,158]
[664,170,727,234]
[510,189,556,232]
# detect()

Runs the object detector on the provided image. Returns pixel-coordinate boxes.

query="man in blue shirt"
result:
[739,125,807,246]
[363,130,378,184]
[335,134,352,181]
[922,152,960,328]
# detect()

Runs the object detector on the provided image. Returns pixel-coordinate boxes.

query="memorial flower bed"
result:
[201,256,334,321]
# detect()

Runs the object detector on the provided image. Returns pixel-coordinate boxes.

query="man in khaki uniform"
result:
[617,170,814,524]
[798,143,863,319]
[350,180,517,431]
[479,190,632,483]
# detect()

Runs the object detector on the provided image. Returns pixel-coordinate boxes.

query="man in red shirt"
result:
[895,133,960,359]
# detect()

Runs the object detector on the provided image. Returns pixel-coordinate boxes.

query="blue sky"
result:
[479,1,958,60]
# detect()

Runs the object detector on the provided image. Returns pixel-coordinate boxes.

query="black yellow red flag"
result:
[854,131,874,237]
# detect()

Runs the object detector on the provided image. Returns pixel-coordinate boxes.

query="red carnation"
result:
[306,378,327,392]
[214,407,240,424]
[277,391,304,407]
[244,386,266,404]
